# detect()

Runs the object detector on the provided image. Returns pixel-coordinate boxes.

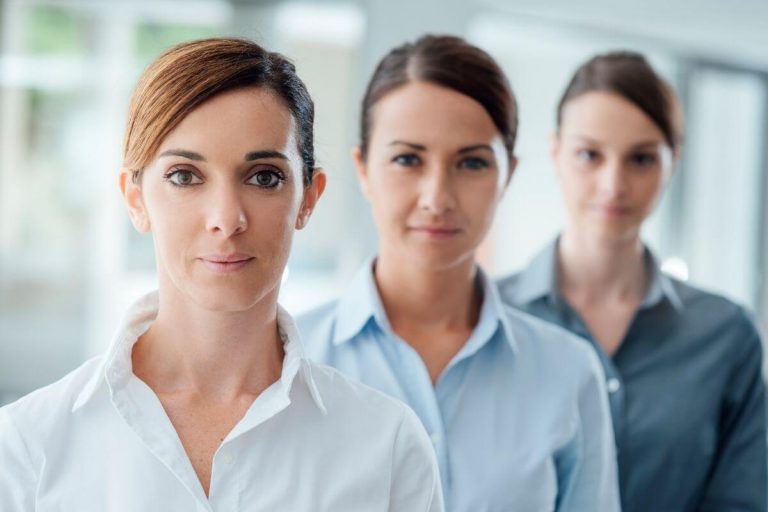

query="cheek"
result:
[558,168,592,206]
[368,172,414,221]
[462,179,501,224]
[635,173,666,208]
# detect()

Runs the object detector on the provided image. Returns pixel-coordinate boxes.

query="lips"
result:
[409,226,462,238]
[595,205,631,217]
[200,254,255,274]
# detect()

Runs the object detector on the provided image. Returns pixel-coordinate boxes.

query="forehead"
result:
[560,91,665,146]
[370,81,500,147]
[157,87,299,160]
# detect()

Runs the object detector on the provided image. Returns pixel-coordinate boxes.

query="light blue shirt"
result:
[297,261,620,512]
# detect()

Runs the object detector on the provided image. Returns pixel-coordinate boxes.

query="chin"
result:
[185,281,276,313]
[408,245,475,272]
[590,223,641,244]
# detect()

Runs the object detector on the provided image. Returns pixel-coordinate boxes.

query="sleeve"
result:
[698,315,767,512]
[388,406,444,512]
[555,351,621,512]
[0,408,38,511]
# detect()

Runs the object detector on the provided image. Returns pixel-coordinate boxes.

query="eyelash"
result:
[459,156,490,170]
[163,167,287,189]
[391,154,491,170]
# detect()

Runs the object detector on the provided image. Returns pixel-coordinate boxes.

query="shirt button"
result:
[220,451,234,464]
[607,378,621,393]
[430,432,440,445]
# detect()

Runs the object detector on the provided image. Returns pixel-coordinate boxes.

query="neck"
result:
[374,247,480,331]
[132,280,284,400]
[558,229,647,303]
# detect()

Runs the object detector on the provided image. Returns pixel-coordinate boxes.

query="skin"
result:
[552,91,677,356]
[354,81,515,383]
[119,86,326,495]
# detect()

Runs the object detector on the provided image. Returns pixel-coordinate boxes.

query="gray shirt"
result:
[497,239,767,512]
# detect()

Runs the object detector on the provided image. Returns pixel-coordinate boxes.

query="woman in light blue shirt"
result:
[298,35,620,511]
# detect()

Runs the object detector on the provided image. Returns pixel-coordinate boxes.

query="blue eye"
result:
[630,153,657,167]
[392,154,421,166]
[247,169,285,188]
[165,169,202,187]
[459,156,490,171]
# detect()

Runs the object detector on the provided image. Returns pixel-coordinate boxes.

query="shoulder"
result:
[671,279,762,354]
[306,359,412,422]
[501,304,605,383]
[674,278,754,324]
[1,357,103,441]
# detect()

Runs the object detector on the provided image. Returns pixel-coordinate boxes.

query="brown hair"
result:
[557,51,684,149]
[359,34,518,159]
[123,37,316,184]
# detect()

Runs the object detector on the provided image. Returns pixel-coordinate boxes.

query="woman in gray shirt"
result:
[498,51,766,512]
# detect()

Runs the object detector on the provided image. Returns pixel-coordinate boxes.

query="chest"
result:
[35,399,400,512]
[569,299,638,356]
[329,340,572,509]
[158,395,254,496]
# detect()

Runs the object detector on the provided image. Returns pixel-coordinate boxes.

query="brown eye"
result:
[165,169,202,187]
[248,170,285,188]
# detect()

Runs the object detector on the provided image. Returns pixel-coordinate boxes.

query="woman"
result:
[0,38,442,511]
[497,51,767,511]
[298,35,620,511]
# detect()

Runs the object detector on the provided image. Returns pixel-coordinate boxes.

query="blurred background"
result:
[1,0,767,404]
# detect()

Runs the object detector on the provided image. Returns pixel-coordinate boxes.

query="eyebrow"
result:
[388,141,494,154]
[245,150,288,161]
[157,149,289,162]
[388,140,426,151]
[570,135,662,149]
[158,149,205,161]
[458,144,494,154]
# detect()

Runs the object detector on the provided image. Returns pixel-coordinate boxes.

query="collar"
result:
[332,258,389,345]
[332,259,519,355]
[72,291,326,414]
[509,236,683,312]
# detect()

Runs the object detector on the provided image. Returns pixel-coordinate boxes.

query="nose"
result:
[205,183,248,237]
[418,165,457,215]
[598,159,629,200]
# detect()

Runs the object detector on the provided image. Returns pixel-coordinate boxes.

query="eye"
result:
[576,149,599,162]
[247,169,285,188]
[629,153,657,167]
[165,168,202,187]
[459,156,490,171]
[392,154,421,167]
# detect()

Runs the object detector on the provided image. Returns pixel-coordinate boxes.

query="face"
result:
[355,81,514,272]
[553,91,675,243]
[120,87,325,312]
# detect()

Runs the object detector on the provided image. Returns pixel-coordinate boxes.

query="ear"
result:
[295,168,327,230]
[504,155,518,190]
[352,146,371,200]
[119,168,151,232]
[549,132,561,177]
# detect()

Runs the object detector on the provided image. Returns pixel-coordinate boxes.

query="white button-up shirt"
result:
[0,292,443,512]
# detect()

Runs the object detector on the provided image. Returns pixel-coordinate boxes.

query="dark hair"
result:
[556,51,683,149]
[124,37,316,184]
[359,34,518,159]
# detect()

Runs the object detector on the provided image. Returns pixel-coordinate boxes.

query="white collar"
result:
[72,291,326,414]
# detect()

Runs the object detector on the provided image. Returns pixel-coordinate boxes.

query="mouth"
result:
[200,254,255,274]
[594,205,632,218]
[408,226,462,239]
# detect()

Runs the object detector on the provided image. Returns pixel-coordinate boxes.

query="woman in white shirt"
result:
[0,37,442,512]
